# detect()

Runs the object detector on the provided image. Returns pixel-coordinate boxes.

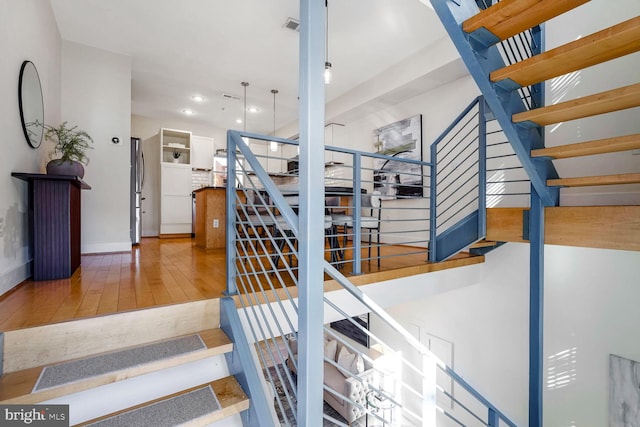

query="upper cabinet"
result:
[161,128,191,165]
[191,135,215,170]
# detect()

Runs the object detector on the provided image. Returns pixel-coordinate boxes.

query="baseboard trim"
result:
[0,261,31,298]
[81,241,132,254]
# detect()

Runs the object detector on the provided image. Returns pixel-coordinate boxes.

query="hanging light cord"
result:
[325,0,329,62]
[272,89,278,136]
[241,81,249,132]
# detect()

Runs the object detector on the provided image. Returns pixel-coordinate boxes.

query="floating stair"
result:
[76,376,249,427]
[463,0,589,43]
[432,0,640,210]
[513,83,640,127]
[531,134,640,159]
[491,17,640,89]
[548,173,640,188]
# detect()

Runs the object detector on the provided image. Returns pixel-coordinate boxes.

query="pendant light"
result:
[241,82,249,144]
[241,81,249,131]
[324,0,332,85]
[270,89,278,152]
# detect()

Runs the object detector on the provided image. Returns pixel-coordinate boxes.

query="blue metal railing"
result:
[430,0,557,206]
[222,132,433,276]
[429,97,487,262]
[475,0,544,110]
[222,128,520,426]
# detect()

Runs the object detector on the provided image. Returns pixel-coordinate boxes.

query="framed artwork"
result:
[610,354,640,427]
[330,314,369,348]
[373,114,423,198]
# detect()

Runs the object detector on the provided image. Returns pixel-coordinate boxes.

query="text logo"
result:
[1,405,69,426]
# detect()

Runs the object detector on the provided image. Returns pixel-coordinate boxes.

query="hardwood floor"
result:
[0,238,226,331]
[0,237,472,332]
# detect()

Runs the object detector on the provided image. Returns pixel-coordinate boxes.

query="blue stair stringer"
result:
[220,297,277,427]
[429,0,560,207]
[434,210,481,261]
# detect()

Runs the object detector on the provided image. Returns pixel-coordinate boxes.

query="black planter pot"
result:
[46,159,85,178]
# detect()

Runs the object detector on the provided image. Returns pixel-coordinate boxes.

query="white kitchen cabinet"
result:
[159,128,192,236]
[191,135,214,170]
[161,128,191,164]
[160,163,192,234]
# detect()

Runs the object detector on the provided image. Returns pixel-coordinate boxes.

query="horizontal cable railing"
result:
[227,129,518,426]
[429,96,486,261]
[485,118,530,208]
[476,0,542,110]
[430,96,530,261]
[233,133,432,276]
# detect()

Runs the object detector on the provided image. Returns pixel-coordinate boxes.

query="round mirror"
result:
[18,60,44,149]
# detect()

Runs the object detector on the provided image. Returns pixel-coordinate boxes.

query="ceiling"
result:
[49,0,448,135]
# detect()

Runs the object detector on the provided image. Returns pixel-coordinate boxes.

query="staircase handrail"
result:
[430,0,559,206]
[224,128,519,426]
[323,260,518,426]
[429,96,488,261]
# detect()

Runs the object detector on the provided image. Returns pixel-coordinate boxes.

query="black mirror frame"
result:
[18,60,45,149]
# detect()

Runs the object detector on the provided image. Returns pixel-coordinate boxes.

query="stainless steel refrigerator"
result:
[130,137,144,245]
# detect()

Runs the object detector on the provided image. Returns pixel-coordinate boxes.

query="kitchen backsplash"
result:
[191,170,212,190]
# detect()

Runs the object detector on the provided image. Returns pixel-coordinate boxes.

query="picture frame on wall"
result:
[373,114,423,199]
[610,354,640,426]
[330,314,369,348]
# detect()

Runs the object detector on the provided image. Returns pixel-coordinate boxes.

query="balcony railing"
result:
[227,132,432,276]
[223,128,520,426]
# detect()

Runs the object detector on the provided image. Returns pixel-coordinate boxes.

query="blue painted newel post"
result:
[297,0,326,425]
[529,186,545,427]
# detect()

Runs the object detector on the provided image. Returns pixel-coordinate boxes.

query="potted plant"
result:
[44,121,93,178]
[172,151,182,163]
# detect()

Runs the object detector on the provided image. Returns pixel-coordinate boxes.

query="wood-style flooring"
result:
[0,237,440,332]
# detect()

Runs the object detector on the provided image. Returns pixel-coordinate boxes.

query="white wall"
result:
[545,0,640,205]
[61,41,132,253]
[0,0,61,296]
[383,243,640,426]
[334,75,481,245]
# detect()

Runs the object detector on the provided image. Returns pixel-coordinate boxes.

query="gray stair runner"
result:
[34,334,206,392]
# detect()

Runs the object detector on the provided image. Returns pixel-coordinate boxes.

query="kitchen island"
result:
[193,187,226,249]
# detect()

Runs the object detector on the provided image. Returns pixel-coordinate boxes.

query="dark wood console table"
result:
[12,173,91,281]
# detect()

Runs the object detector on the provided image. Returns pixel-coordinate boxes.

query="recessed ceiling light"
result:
[192,95,205,102]
[236,118,243,124]
[182,109,194,115]
[247,106,260,113]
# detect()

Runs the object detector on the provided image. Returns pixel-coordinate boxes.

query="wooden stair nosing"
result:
[75,376,250,427]
[491,16,640,88]
[463,0,590,42]
[512,83,640,126]
[0,328,232,405]
[547,173,640,187]
[531,134,640,159]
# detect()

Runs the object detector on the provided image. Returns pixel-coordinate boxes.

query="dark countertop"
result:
[12,172,91,189]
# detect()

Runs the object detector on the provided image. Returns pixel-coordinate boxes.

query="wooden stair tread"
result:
[76,376,249,427]
[491,16,640,87]
[463,0,589,42]
[512,83,640,126]
[531,134,640,159]
[0,328,232,404]
[548,173,640,187]
[486,206,640,251]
